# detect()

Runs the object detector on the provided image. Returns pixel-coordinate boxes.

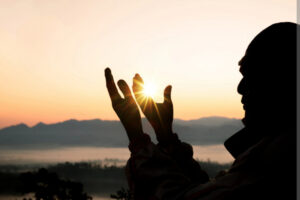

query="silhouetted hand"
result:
[105,68,143,141]
[133,74,174,141]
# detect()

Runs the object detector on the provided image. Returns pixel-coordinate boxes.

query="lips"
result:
[241,96,246,104]
[241,96,249,110]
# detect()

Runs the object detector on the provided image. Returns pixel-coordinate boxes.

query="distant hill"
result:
[0,117,243,148]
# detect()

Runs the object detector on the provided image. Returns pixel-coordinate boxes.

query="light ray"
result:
[142,82,157,98]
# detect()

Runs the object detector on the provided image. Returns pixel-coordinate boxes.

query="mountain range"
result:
[0,117,243,148]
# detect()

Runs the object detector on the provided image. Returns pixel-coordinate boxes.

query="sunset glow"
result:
[0,0,296,128]
[142,82,157,98]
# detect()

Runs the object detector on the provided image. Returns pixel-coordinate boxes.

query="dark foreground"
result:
[0,160,231,199]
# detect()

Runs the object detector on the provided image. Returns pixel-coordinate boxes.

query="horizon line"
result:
[0,115,242,130]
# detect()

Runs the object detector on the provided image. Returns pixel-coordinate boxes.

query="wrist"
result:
[125,127,144,142]
[128,133,151,153]
[156,132,180,145]
[154,125,173,135]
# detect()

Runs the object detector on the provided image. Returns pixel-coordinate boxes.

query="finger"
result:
[132,74,144,91]
[163,85,172,103]
[105,68,121,102]
[117,79,133,100]
[132,74,145,100]
[134,73,144,84]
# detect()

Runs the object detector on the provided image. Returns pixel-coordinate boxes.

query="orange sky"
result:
[0,0,296,128]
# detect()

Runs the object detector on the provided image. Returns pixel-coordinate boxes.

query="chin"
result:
[242,110,251,126]
[241,117,247,126]
[242,109,252,127]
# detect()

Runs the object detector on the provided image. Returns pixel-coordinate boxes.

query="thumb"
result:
[163,85,172,103]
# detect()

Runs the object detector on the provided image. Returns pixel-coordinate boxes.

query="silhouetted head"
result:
[237,22,296,132]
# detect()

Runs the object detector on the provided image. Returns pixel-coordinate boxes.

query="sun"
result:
[142,82,157,98]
